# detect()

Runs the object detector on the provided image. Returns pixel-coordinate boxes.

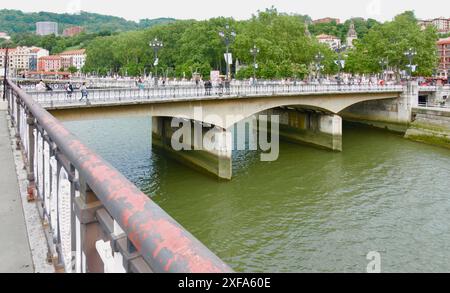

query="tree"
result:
[346,11,439,77]
[68,66,78,74]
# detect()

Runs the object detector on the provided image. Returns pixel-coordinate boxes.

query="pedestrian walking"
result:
[65,82,74,99]
[80,82,89,102]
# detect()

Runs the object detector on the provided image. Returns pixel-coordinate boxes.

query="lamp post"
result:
[379,57,389,81]
[334,44,347,85]
[219,24,236,81]
[404,47,417,80]
[2,40,12,101]
[149,37,163,86]
[315,52,324,83]
[249,44,259,83]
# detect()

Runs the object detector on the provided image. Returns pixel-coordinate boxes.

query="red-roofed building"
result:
[38,55,63,72]
[1,46,49,74]
[59,49,86,70]
[437,37,450,79]
[63,26,85,37]
[313,18,340,24]
[317,34,341,50]
[419,18,450,33]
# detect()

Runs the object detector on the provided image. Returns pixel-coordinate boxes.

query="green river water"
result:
[65,117,450,273]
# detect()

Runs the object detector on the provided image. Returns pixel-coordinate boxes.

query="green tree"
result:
[346,11,439,77]
[68,66,78,74]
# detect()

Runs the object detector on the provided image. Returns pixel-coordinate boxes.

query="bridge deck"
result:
[0,101,34,273]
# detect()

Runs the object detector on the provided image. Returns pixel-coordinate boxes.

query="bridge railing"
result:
[27,84,404,107]
[418,85,450,92]
[4,79,232,273]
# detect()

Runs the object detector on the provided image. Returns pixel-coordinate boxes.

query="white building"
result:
[0,32,11,40]
[0,46,49,74]
[36,22,58,36]
[59,49,86,71]
[419,18,450,33]
[317,34,341,50]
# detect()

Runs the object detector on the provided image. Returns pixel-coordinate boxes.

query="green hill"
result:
[0,9,175,34]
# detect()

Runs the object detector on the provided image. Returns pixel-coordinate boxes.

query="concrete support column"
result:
[266,108,342,151]
[341,81,418,132]
[152,117,232,180]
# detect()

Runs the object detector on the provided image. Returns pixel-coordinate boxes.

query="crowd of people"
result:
[35,80,89,103]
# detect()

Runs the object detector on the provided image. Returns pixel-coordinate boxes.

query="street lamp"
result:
[404,48,417,80]
[249,44,260,83]
[315,52,325,83]
[334,44,347,85]
[149,37,164,85]
[379,57,389,80]
[2,39,13,101]
[219,24,236,81]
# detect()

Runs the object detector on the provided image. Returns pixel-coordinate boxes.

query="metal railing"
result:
[419,85,450,92]
[27,84,405,107]
[5,79,232,273]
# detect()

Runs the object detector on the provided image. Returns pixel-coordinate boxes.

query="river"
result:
[65,117,450,273]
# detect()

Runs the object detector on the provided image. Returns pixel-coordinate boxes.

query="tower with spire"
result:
[304,21,311,38]
[346,20,358,48]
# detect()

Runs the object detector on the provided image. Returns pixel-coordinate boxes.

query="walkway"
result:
[0,100,34,273]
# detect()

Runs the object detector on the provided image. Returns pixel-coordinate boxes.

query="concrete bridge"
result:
[26,83,412,179]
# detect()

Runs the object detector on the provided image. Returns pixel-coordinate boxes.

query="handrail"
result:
[6,79,232,273]
[27,84,405,107]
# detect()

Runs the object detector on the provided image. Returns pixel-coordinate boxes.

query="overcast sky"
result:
[0,0,448,22]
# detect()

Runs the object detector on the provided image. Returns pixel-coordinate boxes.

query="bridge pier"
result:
[152,117,232,180]
[340,81,418,132]
[263,108,342,151]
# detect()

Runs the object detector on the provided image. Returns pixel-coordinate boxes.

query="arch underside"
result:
[49,92,400,128]
[149,93,400,129]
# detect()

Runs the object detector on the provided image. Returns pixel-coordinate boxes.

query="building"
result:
[63,26,85,37]
[0,46,49,74]
[0,32,11,40]
[437,37,450,79]
[346,21,358,48]
[36,22,58,36]
[0,48,16,74]
[317,34,341,50]
[58,49,86,70]
[313,17,340,25]
[419,18,450,33]
[38,55,62,72]
[29,47,50,71]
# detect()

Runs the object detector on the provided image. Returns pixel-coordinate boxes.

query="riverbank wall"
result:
[405,107,450,149]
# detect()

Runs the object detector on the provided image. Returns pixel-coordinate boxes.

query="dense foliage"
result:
[0,9,175,34]
[345,11,439,77]
[84,8,339,78]
[309,17,380,41]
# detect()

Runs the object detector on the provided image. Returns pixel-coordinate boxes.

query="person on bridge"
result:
[65,82,74,99]
[36,80,46,91]
[80,82,89,103]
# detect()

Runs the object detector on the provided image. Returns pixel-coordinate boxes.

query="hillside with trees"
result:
[0,9,175,34]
